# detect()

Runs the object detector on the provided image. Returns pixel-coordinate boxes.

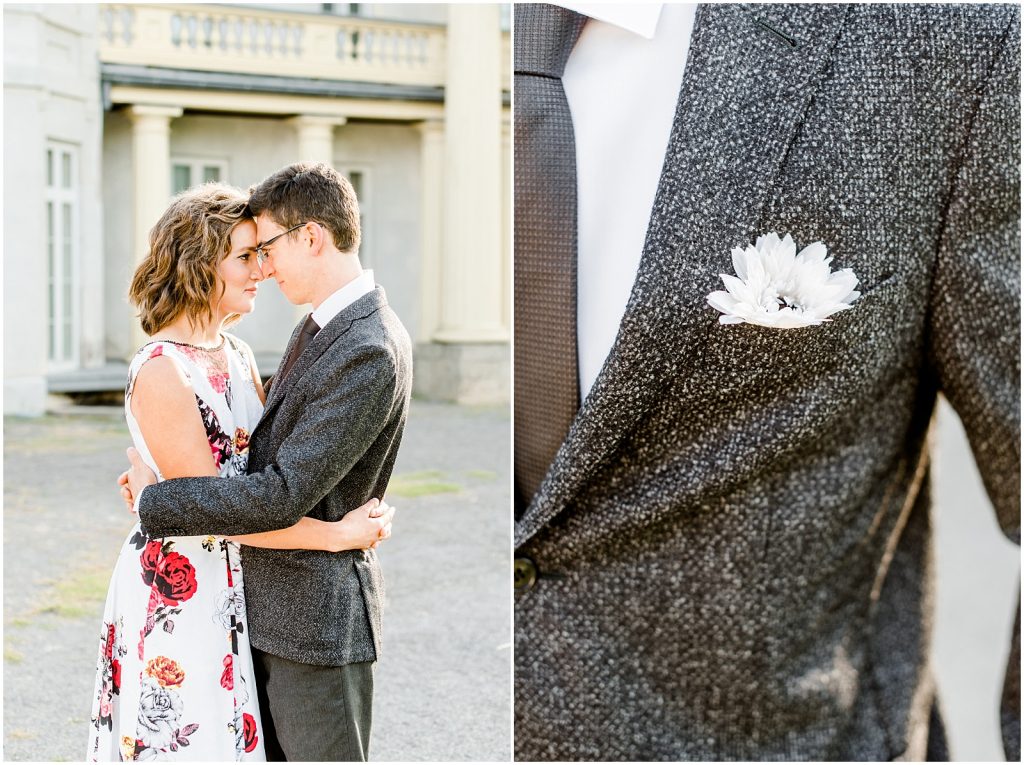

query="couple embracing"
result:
[87,162,413,761]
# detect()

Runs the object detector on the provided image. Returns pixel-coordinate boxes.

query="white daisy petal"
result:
[745,249,768,288]
[754,232,777,252]
[707,291,739,315]
[779,233,797,260]
[720,273,750,299]
[796,241,828,263]
[731,247,749,281]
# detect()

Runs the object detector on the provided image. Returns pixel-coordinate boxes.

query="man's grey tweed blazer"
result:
[139,287,413,667]
[514,4,1020,761]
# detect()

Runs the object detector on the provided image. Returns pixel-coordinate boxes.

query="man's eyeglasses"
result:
[255,222,308,265]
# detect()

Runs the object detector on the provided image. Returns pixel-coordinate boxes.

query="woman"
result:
[86,184,391,761]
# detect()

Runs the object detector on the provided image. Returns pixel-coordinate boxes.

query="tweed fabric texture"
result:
[515,4,589,510]
[514,4,1020,761]
[139,287,413,667]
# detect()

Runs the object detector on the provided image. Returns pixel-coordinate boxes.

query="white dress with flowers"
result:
[87,334,266,762]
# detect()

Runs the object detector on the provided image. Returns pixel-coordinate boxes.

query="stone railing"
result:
[98,4,468,88]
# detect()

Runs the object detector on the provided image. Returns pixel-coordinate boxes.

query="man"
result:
[124,162,413,760]
[515,3,1019,761]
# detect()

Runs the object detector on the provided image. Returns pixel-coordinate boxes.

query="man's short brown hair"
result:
[247,162,361,254]
[128,183,249,336]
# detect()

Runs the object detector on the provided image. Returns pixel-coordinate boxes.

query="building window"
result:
[321,3,361,16]
[45,143,80,367]
[337,165,371,265]
[170,158,228,195]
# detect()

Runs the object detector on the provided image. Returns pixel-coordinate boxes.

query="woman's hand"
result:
[117,470,135,512]
[327,498,396,553]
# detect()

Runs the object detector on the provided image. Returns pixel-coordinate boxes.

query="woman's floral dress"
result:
[87,334,266,762]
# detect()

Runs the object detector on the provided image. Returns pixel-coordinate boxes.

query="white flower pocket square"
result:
[707,232,860,328]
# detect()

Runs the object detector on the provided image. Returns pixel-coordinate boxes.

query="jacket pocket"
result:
[700,272,904,373]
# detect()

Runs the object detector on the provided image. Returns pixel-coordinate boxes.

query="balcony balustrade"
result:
[98,4,511,90]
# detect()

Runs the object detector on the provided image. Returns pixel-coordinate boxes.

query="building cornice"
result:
[100,63,445,107]
[100,63,511,110]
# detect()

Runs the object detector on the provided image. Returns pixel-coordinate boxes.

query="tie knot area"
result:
[513,4,587,79]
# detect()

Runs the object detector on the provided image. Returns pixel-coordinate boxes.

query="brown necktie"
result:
[278,314,319,385]
[514,4,588,516]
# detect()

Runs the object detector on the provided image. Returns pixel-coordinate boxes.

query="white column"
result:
[433,4,505,343]
[286,115,348,319]
[287,115,347,165]
[3,90,48,414]
[416,118,445,344]
[127,104,182,350]
[501,113,511,334]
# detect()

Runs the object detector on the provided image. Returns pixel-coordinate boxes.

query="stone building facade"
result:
[4,3,510,414]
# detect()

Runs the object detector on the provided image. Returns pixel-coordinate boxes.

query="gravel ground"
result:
[2,395,1015,762]
[3,400,511,762]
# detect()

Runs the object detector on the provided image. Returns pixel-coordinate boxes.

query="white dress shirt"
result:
[311,269,376,332]
[558,3,697,399]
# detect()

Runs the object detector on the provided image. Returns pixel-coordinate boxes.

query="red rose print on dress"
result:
[153,552,198,606]
[138,542,194,652]
[208,370,228,394]
[221,654,234,690]
[140,540,162,586]
[105,623,116,659]
[242,712,259,753]
[93,618,127,733]
[90,338,267,759]
[178,345,199,362]
[98,696,112,726]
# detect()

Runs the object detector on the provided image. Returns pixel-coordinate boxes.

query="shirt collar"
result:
[555,3,665,39]
[310,269,375,330]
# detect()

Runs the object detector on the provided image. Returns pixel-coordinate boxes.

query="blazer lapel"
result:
[256,287,388,426]
[515,3,852,547]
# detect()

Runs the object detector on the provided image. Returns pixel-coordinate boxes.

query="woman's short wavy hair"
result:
[129,183,251,336]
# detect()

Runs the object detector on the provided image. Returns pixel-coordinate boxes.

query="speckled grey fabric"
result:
[139,287,413,667]
[514,4,1020,761]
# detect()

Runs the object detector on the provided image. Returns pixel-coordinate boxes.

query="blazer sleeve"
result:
[924,10,1020,760]
[137,341,400,538]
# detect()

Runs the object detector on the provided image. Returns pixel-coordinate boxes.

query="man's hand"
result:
[124,447,158,513]
[328,498,396,553]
